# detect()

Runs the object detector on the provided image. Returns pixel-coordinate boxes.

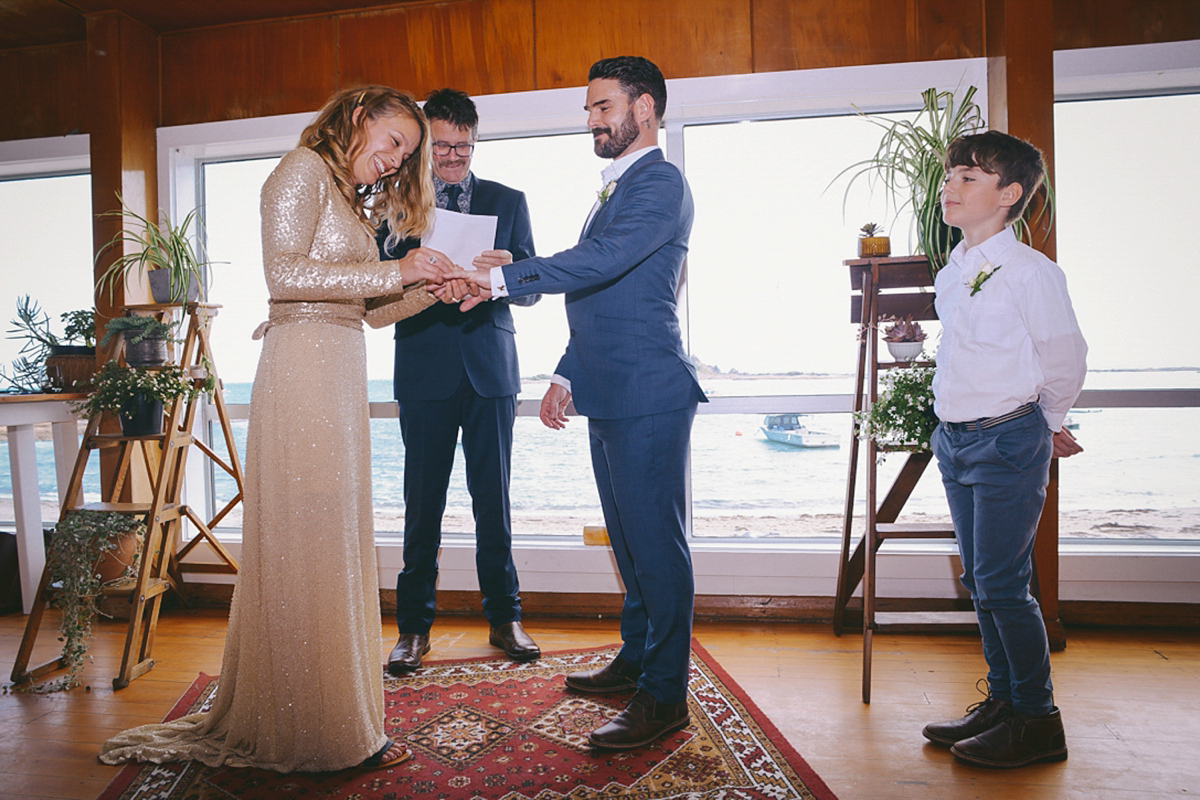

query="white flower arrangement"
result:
[967,260,1002,296]
[597,179,618,204]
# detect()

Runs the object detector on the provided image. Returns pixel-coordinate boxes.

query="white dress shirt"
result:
[932,226,1088,432]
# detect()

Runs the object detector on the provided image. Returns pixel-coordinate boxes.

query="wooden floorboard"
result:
[2,609,1198,799]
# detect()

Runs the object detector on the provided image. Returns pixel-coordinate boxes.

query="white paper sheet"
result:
[422,208,497,271]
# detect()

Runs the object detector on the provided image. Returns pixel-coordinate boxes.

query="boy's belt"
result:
[943,402,1036,432]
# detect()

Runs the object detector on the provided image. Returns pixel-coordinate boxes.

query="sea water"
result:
[3,371,1198,540]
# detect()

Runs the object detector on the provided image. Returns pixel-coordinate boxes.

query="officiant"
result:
[376,88,541,674]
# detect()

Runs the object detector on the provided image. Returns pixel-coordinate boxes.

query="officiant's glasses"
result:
[432,142,475,156]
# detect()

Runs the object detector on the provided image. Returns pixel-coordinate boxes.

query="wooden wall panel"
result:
[533,0,753,89]
[1054,0,1200,50]
[160,17,339,127]
[339,0,535,99]
[754,0,983,72]
[0,43,88,140]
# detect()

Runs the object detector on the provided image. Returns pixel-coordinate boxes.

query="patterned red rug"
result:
[98,640,836,799]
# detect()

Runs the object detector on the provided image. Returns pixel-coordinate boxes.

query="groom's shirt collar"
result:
[601,145,660,185]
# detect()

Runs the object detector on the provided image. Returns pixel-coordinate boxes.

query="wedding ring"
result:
[430,256,438,265]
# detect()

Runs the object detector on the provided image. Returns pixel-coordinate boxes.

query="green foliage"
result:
[2,297,95,392]
[60,309,97,348]
[36,510,145,692]
[72,360,198,419]
[855,361,938,455]
[836,86,985,274]
[100,314,174,347]
[94,193,211,303]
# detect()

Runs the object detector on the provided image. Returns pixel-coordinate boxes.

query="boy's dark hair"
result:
[946,130,1046,224]
[588,56,667,122]
[423,88,478,137]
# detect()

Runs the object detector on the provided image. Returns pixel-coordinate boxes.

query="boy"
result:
[922,130,1087,768]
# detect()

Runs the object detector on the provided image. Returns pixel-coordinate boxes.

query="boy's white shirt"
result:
[933,226,1088,432]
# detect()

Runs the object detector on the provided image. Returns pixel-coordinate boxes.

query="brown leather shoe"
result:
[923,694,1012,746]
[565,655,641,694]
[387,633,430,675]
[588,689,690,750]
[488,621,541,662]
[951,707,1068,768]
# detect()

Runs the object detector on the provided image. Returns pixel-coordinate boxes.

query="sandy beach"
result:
[4,497,1196,542]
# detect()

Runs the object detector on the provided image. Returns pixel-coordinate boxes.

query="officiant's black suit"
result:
[377,173,537,634]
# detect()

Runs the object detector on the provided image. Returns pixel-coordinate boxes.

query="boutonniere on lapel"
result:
[597,179,618,205]
[966,261,1003,296]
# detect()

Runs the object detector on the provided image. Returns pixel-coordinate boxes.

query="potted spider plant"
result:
[95,193,211,305]
[2,296,96,392]
[835,86,985,275]
[73,360,199,436]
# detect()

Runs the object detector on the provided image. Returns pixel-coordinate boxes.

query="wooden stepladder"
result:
[11,302,243,690]
[832,256,967,703]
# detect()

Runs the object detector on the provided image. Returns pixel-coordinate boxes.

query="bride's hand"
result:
[397,247,455,285]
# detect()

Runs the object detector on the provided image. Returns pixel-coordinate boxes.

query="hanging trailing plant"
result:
[854,361,938,457]
[28,510,146,692]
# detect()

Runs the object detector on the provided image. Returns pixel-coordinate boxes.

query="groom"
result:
[447,55,705,750]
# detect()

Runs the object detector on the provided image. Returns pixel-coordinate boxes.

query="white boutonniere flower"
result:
[597,179,618,204]
[967,261,1002,296]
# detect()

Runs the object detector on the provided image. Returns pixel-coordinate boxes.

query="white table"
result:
[1,395,83,613]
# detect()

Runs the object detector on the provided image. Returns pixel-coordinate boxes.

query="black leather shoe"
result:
[923,694,1012,746]
[387,633,430,675]
[951,707,1068,768]
[588,689,690,750]
[488,621,541,662]
[565,655,641,694]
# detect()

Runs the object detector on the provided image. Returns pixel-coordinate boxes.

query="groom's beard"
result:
[592,109,639,159]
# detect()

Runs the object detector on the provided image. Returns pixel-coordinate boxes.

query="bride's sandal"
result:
[360,739,410,770]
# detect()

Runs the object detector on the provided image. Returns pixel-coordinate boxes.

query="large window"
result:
[160,50,1200,549]
[0,170,99,521]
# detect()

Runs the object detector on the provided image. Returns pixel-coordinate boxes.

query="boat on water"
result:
[760,414,840,448]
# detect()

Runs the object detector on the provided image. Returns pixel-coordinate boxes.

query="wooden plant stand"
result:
[11,302,243,690]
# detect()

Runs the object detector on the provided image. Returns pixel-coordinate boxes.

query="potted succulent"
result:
[32,509,147,692]
[73,360,200,436]
[100,314,174,367]
[95,193,211,305]
[857,222,891,257]
[881,315,927,361]
[2,296,97,392]
[854,360,938,457]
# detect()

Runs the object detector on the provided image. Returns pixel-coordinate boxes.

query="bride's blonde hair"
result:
[300,85,434,248]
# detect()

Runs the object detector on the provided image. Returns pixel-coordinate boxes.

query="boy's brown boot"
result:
[950,707,1068,768]
[922,695,1011,747]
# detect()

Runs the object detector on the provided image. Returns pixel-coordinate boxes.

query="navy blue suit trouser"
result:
[395,373,521,633]
[588,404,697,705]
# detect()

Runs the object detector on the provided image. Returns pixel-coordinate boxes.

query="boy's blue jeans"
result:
[932,406,1055,717]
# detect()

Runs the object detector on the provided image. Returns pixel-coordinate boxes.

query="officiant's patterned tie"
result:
[444,184,462,213]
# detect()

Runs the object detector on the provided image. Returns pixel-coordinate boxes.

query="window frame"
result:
[141,45,1199,601]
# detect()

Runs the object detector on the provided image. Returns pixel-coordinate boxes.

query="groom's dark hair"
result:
[589,56,667,122]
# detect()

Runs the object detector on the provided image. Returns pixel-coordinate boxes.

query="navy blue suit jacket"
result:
[501,150,704,419]
[378,175,536,401]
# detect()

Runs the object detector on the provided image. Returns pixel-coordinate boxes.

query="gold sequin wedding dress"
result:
[100,147,432,772]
